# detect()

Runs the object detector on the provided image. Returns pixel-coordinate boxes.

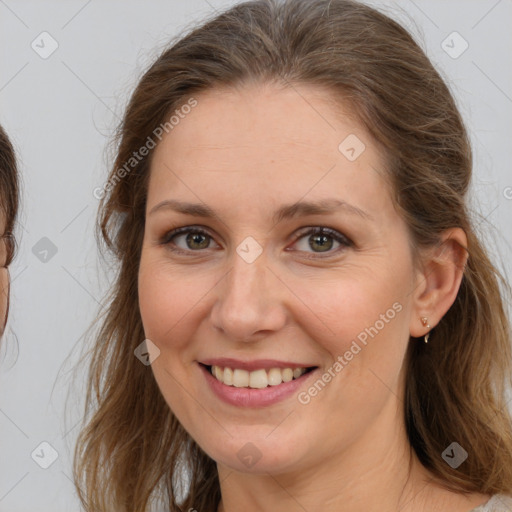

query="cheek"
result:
[293,265,410,347]
[138,257,215,354]
[138,259,205,424]
[289,264,412,403]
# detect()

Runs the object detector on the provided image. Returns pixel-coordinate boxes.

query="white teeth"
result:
[210,365,307,388]
[292,368,303,379]
[249,369,268,389]
[223,367,234,386]
[282,368,293,382]
[233,369,249,388]
[213,366,223,380]
[267,368,283,386]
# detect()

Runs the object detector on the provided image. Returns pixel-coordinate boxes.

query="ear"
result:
[409,228,468,338]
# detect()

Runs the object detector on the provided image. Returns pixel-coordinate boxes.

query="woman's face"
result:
[138,83,422,475]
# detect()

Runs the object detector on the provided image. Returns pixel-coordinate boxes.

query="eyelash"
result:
[159,225,353,259]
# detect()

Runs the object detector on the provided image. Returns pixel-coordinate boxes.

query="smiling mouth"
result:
[203,364,317,389]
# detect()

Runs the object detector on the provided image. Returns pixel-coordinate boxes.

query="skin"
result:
[138,83,490,512]
[0,211,9,336]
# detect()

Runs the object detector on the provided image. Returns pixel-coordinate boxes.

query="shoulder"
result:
[470,494,512,511]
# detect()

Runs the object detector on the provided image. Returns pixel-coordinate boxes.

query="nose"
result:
[210,248,288,342]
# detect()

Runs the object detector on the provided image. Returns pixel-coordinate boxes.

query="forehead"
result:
[148,83,394,222]
[156,83,365,160]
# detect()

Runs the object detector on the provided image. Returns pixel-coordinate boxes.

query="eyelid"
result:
[160,224,353,257]
[291,226,352,245]
[286,226,353,258]
[160,225,219,249]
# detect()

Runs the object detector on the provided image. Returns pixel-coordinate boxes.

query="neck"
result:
[216,398,437,512]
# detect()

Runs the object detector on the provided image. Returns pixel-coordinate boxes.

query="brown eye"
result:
[289,227,352,258]
[309,233,334,252]
[162,226,218,253]
[184,231,210,250]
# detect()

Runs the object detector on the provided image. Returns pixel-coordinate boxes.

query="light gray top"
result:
[470,495,512,511]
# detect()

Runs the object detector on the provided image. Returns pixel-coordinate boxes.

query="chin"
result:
[195,430,310,475]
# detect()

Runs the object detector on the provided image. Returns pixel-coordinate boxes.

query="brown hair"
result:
[74,0,512,510]
[0,124,20,328]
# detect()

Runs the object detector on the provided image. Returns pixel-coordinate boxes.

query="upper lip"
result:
[199,358,317,372]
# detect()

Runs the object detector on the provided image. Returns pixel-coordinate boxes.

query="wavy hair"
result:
[74,1,512,510]
[0,124,20,329]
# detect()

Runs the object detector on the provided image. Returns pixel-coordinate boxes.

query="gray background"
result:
[1,0,511,510]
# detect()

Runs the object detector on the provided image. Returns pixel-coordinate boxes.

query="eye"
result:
[160,225,353,258]
[160,226,218,254]
[288,226,353,258]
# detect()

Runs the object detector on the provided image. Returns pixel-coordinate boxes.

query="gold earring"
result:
[421,317,431,343]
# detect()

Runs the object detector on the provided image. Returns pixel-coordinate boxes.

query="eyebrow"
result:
[149,198,373,223]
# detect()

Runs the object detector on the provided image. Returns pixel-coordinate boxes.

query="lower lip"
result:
[199,364,317,408]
